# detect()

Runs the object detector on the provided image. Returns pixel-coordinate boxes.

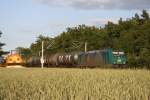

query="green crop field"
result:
[0,68,150,100]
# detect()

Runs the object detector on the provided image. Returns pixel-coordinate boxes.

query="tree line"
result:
[15,10,150,68]
[0,31,6,56]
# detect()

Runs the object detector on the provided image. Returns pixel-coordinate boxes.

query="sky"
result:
[0,0,150,51]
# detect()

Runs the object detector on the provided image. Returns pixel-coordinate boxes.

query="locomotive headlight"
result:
[74,54,78,60]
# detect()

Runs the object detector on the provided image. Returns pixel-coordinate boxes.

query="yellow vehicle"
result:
[6,54,24,65]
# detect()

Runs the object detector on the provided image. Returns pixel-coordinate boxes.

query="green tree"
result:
[53,25,106,52]
[141,10,150,20]
[0,31,6,56]
[30,35,55,56]
[16,47,32,60]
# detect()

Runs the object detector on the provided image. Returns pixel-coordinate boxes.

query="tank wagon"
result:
[26,48,126,68]
[26,56,41,67]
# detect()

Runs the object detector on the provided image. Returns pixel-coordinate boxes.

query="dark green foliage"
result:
[30,35,55,56]
[18,10,150,68]
[0,31,6,56]
[16,47,32,60]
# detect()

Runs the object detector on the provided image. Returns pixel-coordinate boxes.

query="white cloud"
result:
[46,18,121,30]
[33,0,150,10]
[86,18,119,26]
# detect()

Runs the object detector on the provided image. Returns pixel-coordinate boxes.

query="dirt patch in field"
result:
[6,65,24,68]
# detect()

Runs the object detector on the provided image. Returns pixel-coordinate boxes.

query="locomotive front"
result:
[6,54,25,65]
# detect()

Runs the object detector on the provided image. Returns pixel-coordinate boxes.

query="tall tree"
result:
[0,31,6,56]
[16,47,32,59]
[141,10,150,20]
[30,35,54,56]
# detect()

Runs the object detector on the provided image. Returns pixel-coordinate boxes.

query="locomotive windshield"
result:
[113,51,126,64]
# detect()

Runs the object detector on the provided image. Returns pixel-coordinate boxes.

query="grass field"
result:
[0,68,150,100]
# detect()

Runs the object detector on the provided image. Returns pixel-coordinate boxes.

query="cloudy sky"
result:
[0,0,150,51]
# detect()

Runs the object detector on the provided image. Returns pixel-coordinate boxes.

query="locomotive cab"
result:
[112,51,126,65]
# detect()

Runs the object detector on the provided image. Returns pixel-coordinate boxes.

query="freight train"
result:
[26,48,127,68]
